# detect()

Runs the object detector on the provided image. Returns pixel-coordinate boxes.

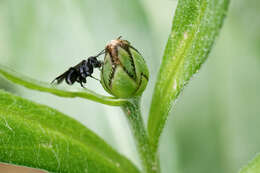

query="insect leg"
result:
[90,75,100,82]
[79,80,86,88]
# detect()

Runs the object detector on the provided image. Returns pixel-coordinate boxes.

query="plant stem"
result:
[0,64,127,106]
[121,97,160,173]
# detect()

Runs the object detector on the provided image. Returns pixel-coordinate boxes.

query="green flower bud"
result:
[101,38,149,98]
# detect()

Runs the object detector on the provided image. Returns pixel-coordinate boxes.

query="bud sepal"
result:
[101,38,149,98]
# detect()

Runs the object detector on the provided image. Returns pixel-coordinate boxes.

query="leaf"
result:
[240,153,260,173]
[0,90,139,173]
[0,64,127,106]
[148,0,230,152]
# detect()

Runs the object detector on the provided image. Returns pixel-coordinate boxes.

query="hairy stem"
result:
[121,97,160,173]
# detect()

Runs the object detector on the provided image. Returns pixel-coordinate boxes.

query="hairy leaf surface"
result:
[0,90,139,173]
[240,154,260,173]
[148,0,230,152]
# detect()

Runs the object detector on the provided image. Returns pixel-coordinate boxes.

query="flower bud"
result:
[101,38,149,98]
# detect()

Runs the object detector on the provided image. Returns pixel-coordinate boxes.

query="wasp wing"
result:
[51,70,70,84]
[51,60,86,85]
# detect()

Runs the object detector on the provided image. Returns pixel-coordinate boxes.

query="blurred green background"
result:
[0,0,259,173]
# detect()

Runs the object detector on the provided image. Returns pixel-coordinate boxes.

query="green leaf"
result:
[148,0,230,152]
[240,153,260,173]
[0,90,139,173]
[0,64,127,106]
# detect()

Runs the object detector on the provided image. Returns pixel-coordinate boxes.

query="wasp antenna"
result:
[95,49,106,58]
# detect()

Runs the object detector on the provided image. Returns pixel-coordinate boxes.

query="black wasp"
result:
[51,50,105,87]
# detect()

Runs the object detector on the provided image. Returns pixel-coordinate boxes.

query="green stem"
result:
[121,97,160,173]
[0,64,127,106]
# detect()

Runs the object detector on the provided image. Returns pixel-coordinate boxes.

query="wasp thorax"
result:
[101,38,149,98]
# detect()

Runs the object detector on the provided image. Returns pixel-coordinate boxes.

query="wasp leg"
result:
[80,81,86,88]
[90,75,100,82]
[76,76,86,88]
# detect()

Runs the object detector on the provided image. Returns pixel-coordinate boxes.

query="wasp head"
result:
[88,56,102,68]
